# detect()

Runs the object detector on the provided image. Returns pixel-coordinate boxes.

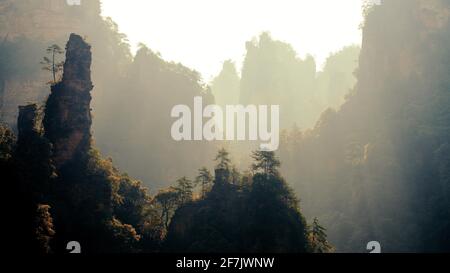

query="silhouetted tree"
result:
[33,204,55,254]
[41,44,64,84]
[230,166,241,186]
[251,150,281,177]
[174,177,194,205]
[154,189,181,231]
[215,148,231,170]
[0,125,15,161]
[165,149,310,253]
[308,218,334,253]
[195,167,213,198]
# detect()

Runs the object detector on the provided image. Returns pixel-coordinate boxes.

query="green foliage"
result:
[195,167,214,198]
[106,217,141,253]
[215,147,231,170]
[174,177,194,205]
[94,42,216,190]
[230,166,241,186]
[114,175,151,228]
[2,30,330,255]
[154,188,181,232]
[0,124,15,161]
[164,149,311,253]
[308,218,334,253]
[33,204,55,254]
[6,0,449,254]
[251,150,281,177]
[8,115,161,253]
[280,0,450,252]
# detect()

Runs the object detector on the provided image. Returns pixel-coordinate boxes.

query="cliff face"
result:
[358,0,450,91]
[17,104,40,141]
[9,33,148,254]
[43,33,93,168]
[284,0,450,252]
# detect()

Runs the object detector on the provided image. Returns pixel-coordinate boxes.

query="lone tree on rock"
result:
[41,44,64,85]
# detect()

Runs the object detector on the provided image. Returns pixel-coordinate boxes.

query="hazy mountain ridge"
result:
[1,33,324,254]
[280,0,450,252]
[0,0,448,253]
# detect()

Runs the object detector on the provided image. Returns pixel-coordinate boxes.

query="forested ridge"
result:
[0,0,449,253]
[280,0,450,252]
[1,34,330,253]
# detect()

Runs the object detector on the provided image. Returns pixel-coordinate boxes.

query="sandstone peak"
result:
[43,33,93,168]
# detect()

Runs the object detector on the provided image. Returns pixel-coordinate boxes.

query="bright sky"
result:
[101,0,364,81]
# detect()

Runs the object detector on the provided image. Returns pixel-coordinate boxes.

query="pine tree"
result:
[41,44,64,85]
[308,218,334,253]
[251,150,281,177]
[215,148,231,170]
[154,189,181,231]
[195,167,213,198]
[230,166,241,186]
[174,177,194,205]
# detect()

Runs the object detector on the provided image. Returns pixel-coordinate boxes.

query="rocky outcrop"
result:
[286,0,450,252]
[5,32,147,254]
[17,104,40,140]
[43,33,93,168]
[165,171,309,253]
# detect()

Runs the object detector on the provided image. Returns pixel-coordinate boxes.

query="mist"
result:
[0,0,449,254]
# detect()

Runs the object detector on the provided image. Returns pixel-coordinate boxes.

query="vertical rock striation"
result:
[44,33,93,168]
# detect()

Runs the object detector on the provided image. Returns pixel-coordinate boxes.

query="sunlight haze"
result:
[101,0,364,80]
